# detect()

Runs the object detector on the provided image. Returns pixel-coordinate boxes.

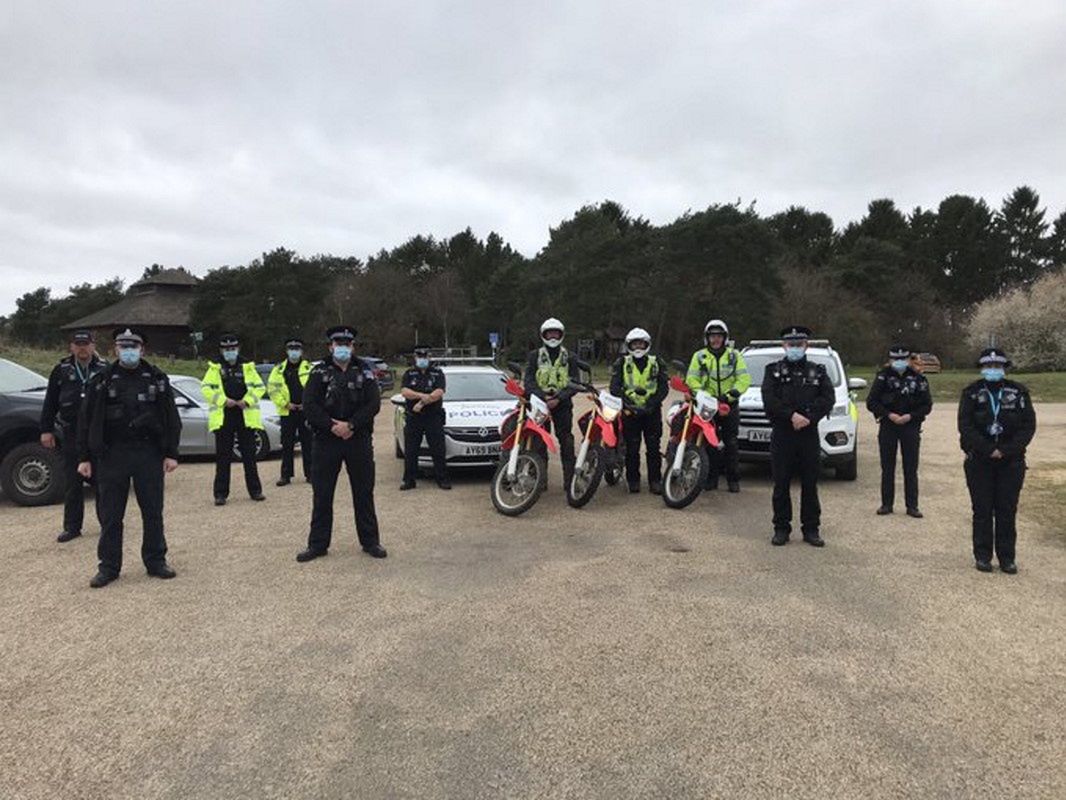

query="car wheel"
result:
[1,442,66,506]
[233,430,270,462]
[835,453,857,481]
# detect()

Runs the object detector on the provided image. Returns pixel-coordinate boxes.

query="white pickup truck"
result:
[735,340,866,480]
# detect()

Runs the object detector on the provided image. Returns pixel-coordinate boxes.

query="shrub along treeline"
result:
[4,186,1065,368]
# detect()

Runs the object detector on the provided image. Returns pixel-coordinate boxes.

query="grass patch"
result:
[844,366,1066,403]
[2,342,213,380]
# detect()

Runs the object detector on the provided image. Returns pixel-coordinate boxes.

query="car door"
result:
[170,377,210,454]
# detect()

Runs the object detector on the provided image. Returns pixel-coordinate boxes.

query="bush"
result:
[967,269,1066,370]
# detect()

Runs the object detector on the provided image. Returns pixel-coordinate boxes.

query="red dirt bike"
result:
[491,363,558,516]
[662,366,727,509]
[566,382,626,508]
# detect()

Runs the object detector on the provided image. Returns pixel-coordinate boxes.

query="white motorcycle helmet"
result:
[625,327,652,358]
[540,317,565,348]
[704,319,729,343]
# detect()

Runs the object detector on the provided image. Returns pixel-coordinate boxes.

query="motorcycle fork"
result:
[575,410,597,471]
[672,406,693,473]
[506,403,526,480]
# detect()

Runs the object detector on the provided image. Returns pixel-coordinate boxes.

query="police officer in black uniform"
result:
[761,326,835,547]
[296,326,386,562]
[272,337,314,486]
[399,346,450,491]
[40,329,108,542]
[958,347,1036,574]
[866,345,933,518]
[76,328,181,588]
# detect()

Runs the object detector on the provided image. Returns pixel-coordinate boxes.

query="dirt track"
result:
[2,403,1064,799]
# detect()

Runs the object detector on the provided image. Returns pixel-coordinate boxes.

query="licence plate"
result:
[741,427,773,442]
[465,444,501,456]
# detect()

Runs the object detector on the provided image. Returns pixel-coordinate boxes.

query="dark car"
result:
[0,358,65,506]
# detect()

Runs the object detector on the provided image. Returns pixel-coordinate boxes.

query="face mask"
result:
[981,367,1005,383]
[891,359,909,373]
[629,347,649,359]
[118,348,141,367]
[332,345,352,362]
[543,336,562,349]
[287,349,302,362]
[415,357,429,369]
[222,348,238,364]
[785,346,805,362]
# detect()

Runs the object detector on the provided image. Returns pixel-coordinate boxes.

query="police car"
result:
[391,362,516,468]
[735,340,866,480]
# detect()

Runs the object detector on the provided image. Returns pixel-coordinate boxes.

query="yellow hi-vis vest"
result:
[622,354,659,407]
[685,347,751,398]
[536,346,570,393]
[267,359,312,416]
[201,361,266,432]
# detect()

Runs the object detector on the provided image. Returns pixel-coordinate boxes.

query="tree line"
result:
[4,186,1064,367]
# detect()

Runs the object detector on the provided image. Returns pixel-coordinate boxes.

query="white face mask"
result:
[542,335,562,349]
[629,346,649,359]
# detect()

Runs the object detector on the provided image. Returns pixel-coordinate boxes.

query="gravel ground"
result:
[2,403,1064,800]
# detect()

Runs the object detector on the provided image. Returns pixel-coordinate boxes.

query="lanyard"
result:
[73,360,92,386]
[985,385,1003,422]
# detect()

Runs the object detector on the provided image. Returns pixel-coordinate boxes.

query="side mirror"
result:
[390,393,405,407]
[847,377,868,390]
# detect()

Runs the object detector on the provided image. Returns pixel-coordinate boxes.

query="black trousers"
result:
[96,441,167,576]
[622,409,662,486]
[550,403,576,482]
[307,432,380,553]
[964,456,1026,564]
[60,428,101,535]
[878,421,921,509]
[708,409,740,484]
[770,427,821,536]
[213,410,262,499]
[280,412,313,480]
[403,410,447,483]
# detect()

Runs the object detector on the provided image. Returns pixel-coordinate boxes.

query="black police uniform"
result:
[77,359,181,578]
[866,364,933,512]
[958,376,1036,567]
[401,364,448,486]
[609,354,669,489]
[761,353,834,543]
[280,360,313,482]
[302,357,382,554]
[40,353,108,537]
[213,358,264,500]
[523,348,581,485]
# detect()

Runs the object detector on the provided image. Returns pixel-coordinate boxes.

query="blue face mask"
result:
[118,347,141,367]
[287,349,302,362]
[415,357,429,369]
[222,348,239,364]
[785,346,805,362]
[891,359,909,373]
[981,367,1005,383]
[332,345,352,362]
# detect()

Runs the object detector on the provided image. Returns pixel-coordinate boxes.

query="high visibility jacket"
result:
[686,347,751,400]
[267,359,312,416]
[201,361,265,432]
[535,346,570,393]
[621,354,659,407]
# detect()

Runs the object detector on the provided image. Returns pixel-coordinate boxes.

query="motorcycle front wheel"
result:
[567,444,605,508]
[662,441,709,509]
[491,451,548,516]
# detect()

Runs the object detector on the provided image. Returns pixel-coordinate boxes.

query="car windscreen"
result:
[0,359,49,393]
[444,372,513,401]
[741,353,841,387]
[171,377,207,404]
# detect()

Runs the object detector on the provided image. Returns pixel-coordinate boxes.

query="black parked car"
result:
[0,358,64,506]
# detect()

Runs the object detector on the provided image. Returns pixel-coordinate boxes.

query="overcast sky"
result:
[2,1,1064,315]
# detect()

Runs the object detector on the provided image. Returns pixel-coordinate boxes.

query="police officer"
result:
[609,327,668,494]
[958,348,1036,574]
[267,336,314,486]
[296,326,386,562]
[686,319,751,492]
[399,346,450,491]
[761,325,835,547]
[523,318,581,488]
[201,333,266,505]
[40,329,108,542]
[76,328,181,588]
[866,345,933,517]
